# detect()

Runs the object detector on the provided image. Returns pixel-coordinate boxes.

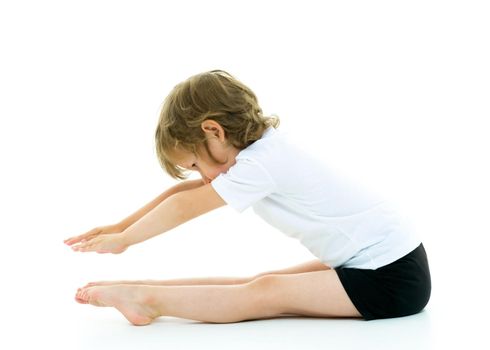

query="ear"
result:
[201,119,226,143]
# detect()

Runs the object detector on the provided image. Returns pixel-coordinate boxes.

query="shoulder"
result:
[237,127,290,162]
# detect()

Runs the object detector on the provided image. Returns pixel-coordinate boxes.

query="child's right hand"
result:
[64,224,124,247]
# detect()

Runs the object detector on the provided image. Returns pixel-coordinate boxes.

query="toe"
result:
[80,289,89,302]
[75,296,88,304]
[75,289,88,304]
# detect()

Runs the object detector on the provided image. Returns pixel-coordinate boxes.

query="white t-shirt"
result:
[211,126,421,269]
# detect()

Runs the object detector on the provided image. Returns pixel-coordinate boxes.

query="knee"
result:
[245,275,281,315]
[246,274,282,306]
[249,274,280,287]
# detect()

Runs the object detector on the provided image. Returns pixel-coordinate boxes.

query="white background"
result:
[0,1,488,349]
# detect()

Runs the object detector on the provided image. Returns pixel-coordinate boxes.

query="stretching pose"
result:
[64,70,431,325]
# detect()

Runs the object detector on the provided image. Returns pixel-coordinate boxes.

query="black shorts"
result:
[335,243,431,321]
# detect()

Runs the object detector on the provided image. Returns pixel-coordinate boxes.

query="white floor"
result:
[62,310,436,350]
[4,297,485,350]
[2,240,487,350]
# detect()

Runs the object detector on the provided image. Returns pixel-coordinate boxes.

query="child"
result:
[64,70,431,325]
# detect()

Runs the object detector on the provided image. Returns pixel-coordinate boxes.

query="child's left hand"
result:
[70,233,128,254]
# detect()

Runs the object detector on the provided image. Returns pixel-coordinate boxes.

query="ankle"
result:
[138,286,163,316]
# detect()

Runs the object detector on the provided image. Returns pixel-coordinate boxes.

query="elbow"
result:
[161,193,187,225]
[168,191,198,223]
[168,183,224,223]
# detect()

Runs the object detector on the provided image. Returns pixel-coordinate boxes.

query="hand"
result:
[69,232,129,254]
[64,225,129,254]
[64,224,124,246]
[71,233,129,254]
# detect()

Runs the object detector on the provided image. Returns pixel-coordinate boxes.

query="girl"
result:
[64,70,431,326]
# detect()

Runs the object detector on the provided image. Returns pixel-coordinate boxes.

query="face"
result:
[171,121,240,184]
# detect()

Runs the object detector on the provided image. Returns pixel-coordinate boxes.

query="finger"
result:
[65,228,100,245]
[65,234,90,245]
[71,239,92,252]
[77,239,102,253]
[67,228,100,243]
[72,230,100,244]
[74,245,92,252]
[71,243,83,252]
[73,241,92,252]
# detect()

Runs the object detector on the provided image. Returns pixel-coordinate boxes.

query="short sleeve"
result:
[211,157,276,213]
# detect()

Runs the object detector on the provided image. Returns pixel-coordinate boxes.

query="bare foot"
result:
[76,281,148,304]
[76,285,160,326]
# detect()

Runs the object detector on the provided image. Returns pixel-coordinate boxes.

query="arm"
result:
[122,183,226,246]
[65,178,205,247]
[117,179,205,230]
[71,183,226,253]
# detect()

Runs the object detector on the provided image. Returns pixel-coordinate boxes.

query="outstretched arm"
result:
[71,183,226,253]
[64,179,205,247]
[117,179,205,230]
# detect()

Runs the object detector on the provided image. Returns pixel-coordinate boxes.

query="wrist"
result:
[115,221,128,232]
[119,230,135,248]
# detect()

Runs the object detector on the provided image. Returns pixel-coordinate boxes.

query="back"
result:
[211,126,421,269]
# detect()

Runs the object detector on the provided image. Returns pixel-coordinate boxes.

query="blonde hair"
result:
[155,70,280,180]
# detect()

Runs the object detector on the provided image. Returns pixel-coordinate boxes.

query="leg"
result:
[76,270,362,325]
[254,259,331,278]
[77,275,251,304]
[83,259,330,288]
[82,276,251,288]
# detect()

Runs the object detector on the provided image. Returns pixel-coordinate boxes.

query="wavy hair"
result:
[155,70,280,179]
